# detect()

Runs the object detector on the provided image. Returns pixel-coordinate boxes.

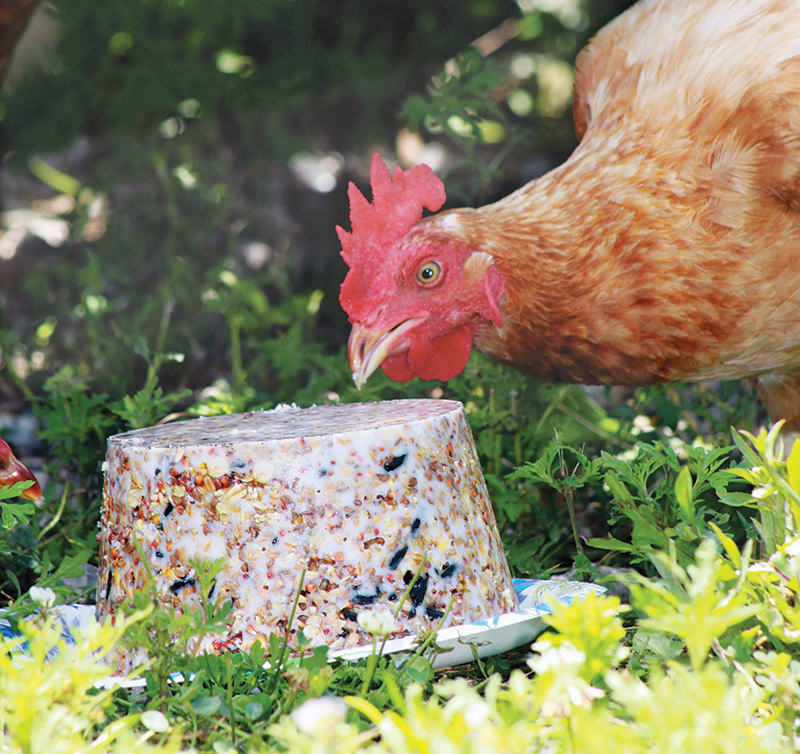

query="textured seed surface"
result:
[96,399,518,670]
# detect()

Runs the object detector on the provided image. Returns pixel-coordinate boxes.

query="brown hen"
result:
[339,0,800,431]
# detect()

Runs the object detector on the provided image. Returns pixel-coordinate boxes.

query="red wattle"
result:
[409,326,473,382]
[380,327,473,383]
[381,353,416,383]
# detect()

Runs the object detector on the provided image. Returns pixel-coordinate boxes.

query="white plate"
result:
[331,578,607,669]
[4,578,605,687]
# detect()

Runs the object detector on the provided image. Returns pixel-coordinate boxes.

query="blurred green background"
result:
[0,0,634,403]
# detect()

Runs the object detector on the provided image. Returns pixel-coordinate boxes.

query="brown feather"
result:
[420,0,800,398]
[342,0,800,431]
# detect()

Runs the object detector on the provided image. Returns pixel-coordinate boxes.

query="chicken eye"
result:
[416,261,442,286]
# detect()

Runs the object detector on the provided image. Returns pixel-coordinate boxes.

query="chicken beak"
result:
[348,317,427,389]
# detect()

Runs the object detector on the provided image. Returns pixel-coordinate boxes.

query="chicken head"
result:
[339,154,505,388]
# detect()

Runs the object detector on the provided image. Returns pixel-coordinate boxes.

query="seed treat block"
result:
[96,399,517,667]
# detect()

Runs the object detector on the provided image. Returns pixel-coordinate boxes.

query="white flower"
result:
[784,535,800,558]
[291,696,347,738]
[29,586,56,609]
[357,608,397,637]
[443,692,491,728]
[528,641,604,717]
[529,641,586,674]
[632,414,655,435]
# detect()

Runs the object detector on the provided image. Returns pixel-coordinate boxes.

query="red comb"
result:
[337,154,446,265]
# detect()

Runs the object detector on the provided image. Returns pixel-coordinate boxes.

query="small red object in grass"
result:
[0,436,43,501]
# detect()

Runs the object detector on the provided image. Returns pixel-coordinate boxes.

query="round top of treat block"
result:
[107,399,463,447]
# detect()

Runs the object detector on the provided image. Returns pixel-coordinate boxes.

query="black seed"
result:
[425,606,445,620]
[105,569,112,601]
[163,502,174,517]
[169,576,196,594]
[341,609,358,622]
[155,550,165,559]
[410,517,421,533]
[439,562,457,578]
[403,570,413,585]
[410,573,429,606]
[155,468,161,475]
[272,537,279,545]
[388,593,398,602]
[408,607,417,618]
[337,629,351,638]
[389,545,408,570]
[318,468,328,477]
[353,592,378,605]
[232,460,247,469]
[383,454,406,472]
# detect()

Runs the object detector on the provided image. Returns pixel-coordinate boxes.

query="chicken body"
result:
[340,0,800,428]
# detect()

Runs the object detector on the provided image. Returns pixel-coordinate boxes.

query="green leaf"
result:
[7,571,21,599]
[787,440,800,494]
[674,466,697,527]
[243,701,263,721]
[0,500,35,529]
[249,639,265,667]
[631,540,759,669]
[295,628,310,648]
[28,155,81,196]
[716,490,757,507]
[0,481,37,502]
[215,49,255,77]
[141,709,170,732]
[604,470,634,506]
[403,656,434,685]
[517,12,543,40]
[631,628,684,660]
[708,521,743,568]
[587,536,642,553]
[191,695,222,716]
